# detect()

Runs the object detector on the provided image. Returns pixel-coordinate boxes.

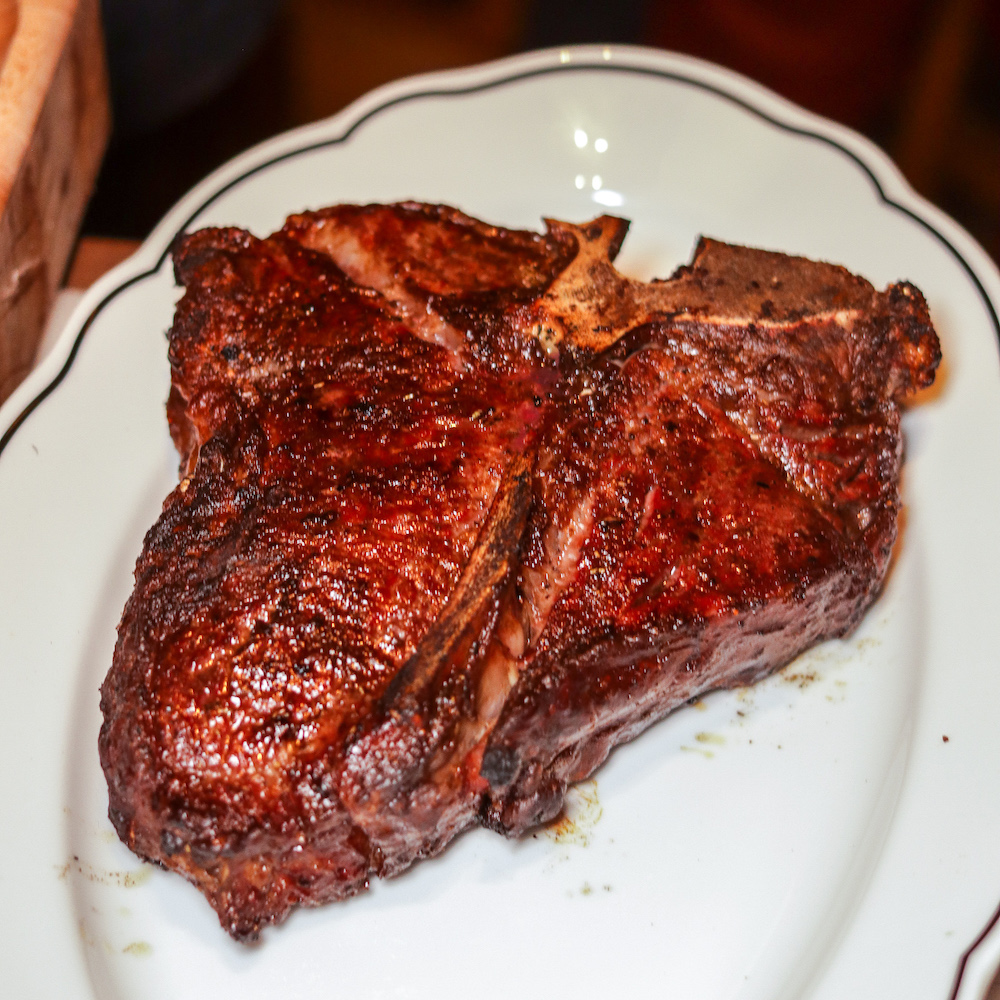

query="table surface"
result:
[66,236,141,289]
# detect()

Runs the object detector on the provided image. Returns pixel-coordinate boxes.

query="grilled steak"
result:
[99,202,940,940]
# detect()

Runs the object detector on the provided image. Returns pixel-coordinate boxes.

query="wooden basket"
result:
[0,0,109,404]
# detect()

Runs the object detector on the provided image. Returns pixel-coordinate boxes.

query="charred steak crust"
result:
[99,203,939,940]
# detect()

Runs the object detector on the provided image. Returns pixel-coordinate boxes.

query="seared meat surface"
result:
[99,203,939,940]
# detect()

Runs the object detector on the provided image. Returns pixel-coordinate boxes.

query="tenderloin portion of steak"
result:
[99,202,940,941]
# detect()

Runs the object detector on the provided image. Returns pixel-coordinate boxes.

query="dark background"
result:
[85,0,999,263]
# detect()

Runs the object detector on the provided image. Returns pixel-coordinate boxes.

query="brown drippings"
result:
[782,669,820,690]
[545,780,602,847]
[65,858,153,888]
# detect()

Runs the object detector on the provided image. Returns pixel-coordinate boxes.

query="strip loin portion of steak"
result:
[99,202,940,940]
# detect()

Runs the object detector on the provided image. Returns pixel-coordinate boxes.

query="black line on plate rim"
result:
[949,898,1000,1000]
[0,270,152,455]
[1,56,998,997]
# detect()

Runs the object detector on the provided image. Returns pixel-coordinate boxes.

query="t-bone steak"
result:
[98,202,940,940]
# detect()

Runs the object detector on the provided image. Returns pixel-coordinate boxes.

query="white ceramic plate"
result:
[2,45,1000,1000]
